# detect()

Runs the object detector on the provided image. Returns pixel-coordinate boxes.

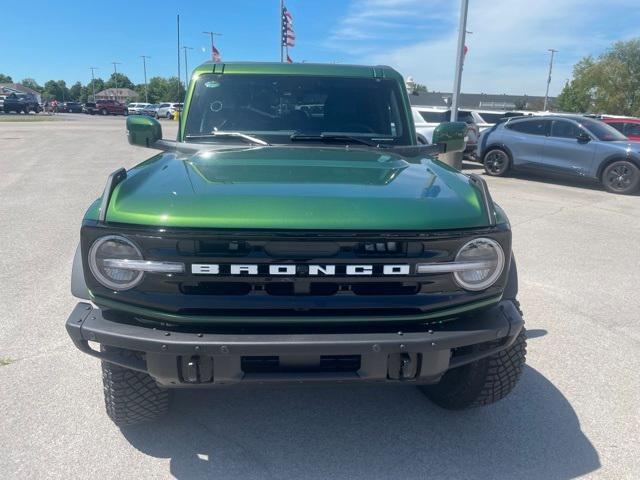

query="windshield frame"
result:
[182,73,414,147]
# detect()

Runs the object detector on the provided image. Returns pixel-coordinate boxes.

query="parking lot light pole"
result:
[140,56,150,103]
[182,46,194,91]
[89,67,99,102]
[203,31,222,61]
[111,61,122,94]
[543,49,558,111]
[450,0,469,123]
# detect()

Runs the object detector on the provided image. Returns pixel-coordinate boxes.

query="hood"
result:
[101,146,490,230]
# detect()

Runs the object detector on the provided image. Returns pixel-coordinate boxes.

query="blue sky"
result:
[2,0,640,96]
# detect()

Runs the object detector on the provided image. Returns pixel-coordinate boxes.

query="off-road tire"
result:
[483,148,511,176]
[101,347,170,426]
[601,160,640,194]
[421,328,527,409]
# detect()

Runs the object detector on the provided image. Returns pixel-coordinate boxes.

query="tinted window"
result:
[457,110,475,124]
[624,123,640,136]
[419,110,449,123]
[607,121,624,133]
[185,73,411,145]
[580,117,627,141]
[478,112,506,123]
[507,119,549,136]
[550,120,582,139]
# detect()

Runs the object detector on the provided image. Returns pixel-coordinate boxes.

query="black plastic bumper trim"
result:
[66,300,523,384]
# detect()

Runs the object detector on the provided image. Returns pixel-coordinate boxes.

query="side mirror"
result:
[127,115,162,148]
[577,132,591,143]
[432,121,467,153]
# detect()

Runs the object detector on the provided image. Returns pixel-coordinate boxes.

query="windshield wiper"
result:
[290,133,390,148]
[185,131,270,146]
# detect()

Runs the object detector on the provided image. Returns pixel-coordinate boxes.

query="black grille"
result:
[241,355,361,373]
[82,223,511,318]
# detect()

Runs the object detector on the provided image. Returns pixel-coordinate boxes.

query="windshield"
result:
[580,117,628,141]
[184,73,411,145]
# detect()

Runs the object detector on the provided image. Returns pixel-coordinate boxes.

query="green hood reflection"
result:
[101,146,488,230]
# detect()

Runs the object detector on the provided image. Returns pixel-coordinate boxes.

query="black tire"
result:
[166,111,172,119]
[101,347,170,426]
[483,148,511,176]
[601,160,640,194]
[420,327,527,409]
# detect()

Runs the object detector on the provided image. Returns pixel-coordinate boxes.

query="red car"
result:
[601,117,640,141]
[85,99,128,116]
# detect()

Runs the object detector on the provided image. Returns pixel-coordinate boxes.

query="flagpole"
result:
[280,0,284,62]
[177,14,181,92]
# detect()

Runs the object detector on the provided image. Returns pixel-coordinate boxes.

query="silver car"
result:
[477,115,640,194]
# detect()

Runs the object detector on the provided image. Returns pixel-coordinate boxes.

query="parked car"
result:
[412,106,479,158]
[140,104,160,117]
[478,114,640,194]
[85,99,128,116]
[59,101,83,113]
[127,102,150,115]
[600,116,640,142]
[471,110,526,131]
[156,102,183,119]
[3,92,40,113]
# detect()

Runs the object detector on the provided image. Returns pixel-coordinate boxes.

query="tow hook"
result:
[387,352,419,380]
[181,355,214,383]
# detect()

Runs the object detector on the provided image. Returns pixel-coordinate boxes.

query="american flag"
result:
[281,5,295,47]
[286,53,293,63]
[212,44,221,63]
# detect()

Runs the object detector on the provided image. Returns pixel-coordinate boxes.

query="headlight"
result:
[89,235,145,290]
[88,235,185,291]
[453,238,505,291]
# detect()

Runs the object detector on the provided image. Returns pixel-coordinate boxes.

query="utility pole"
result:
[543,49,558,111]
[89,67,99,102]
[140,56,150,103]
[450,0,469,122]
[111,61,122,100]
[203,31,222,61]
[182,46,193,91]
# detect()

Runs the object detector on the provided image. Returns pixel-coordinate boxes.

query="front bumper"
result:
[66,300,523,386]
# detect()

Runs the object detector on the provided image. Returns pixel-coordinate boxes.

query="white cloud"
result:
[330,0,640,96]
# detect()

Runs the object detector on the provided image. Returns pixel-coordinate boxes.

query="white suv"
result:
[156,103,183,119]
[412,106,479,158]
[127,103,150,115]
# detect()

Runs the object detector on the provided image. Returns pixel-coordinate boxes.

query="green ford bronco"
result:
[66,62,526,426]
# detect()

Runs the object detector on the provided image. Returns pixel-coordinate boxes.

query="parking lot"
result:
[0,114,639,479]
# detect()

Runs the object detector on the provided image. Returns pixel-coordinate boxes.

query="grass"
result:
[0,357,15,366]
[0,115,58,122]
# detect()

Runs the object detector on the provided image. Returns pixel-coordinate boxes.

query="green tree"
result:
[145,76,185,103]
[42,80,71,101]
[0,73,13,83]
[105,73,135,90]
[69,81,83,101]
[20,78,43,92]
[558,40,640,115]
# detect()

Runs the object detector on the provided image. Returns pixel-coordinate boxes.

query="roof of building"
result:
[0,83,41,96]
[96,88,138,97]
[408,90,555,109]
[193,62,403,79]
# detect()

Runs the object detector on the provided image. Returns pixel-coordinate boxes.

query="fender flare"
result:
[596,154,640,179]
[481,143,514,164]
[503,253,518,301]
[71,244,90,300]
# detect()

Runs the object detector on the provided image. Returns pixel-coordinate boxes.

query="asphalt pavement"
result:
[0,114,638,479]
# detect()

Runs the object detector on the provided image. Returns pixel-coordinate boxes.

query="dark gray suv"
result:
[478,115,640,194]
